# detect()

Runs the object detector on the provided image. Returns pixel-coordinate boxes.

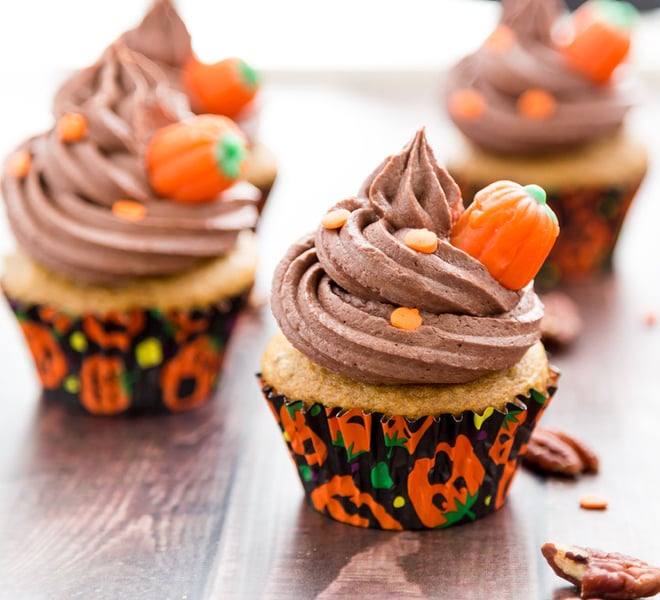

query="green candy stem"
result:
[524,184,547,204]
[591,0,638,30]
[524,183,558,225]
[214,132,247,180]
[238,60,260,90]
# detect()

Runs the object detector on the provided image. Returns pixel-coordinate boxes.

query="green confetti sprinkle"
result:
[310,404,322,417]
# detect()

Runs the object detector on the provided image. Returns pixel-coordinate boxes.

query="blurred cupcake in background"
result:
[121,0,278,213]
[2,42,260,416]
[260,129,560,530]
[444,0,648,288]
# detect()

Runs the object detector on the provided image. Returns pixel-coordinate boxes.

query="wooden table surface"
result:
[1,73,659,600]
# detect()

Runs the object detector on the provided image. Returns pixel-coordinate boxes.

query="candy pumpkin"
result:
[146,115,248,203]
[451,181,559,290]
[182,56,260,118]
[560,0,637,84]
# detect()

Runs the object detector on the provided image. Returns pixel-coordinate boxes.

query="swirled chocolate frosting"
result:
[271,130,543,385]
[2,43,258,284]
[444,0,632,154]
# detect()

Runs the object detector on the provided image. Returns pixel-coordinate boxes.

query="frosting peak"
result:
[121,0,192,71]
[271,130,543,386]
[365,129,463,237]
[500,0,563,45]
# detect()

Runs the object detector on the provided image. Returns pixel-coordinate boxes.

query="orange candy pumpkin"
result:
[451,181,559,290]
[182,56,260,118]
[561,0,637,84]
[146,115,248,203]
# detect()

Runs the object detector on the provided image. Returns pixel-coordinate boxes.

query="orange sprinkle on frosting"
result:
[321,208,350,229]
[404,228,438,254]
[579,494,608,510]
[484,25,515,53]
[517,89,557,120]
[6,150,31,178]
[112,200,147,222]
[56,112,88,143]
[448,88,486,121]
[390,307,422,331]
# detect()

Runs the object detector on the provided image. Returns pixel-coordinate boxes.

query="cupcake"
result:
[443,0,648,287]
[259,129,559,530]
[121,0,278,213]
[1,43,260,416]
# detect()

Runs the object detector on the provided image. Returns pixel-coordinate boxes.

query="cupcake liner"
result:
[537,182,642,287]
[4,289,248,415]
[452,174,643,288]
[258,368,559,530]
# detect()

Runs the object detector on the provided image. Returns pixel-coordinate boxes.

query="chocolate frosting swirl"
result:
[444,0,632,154]
[2,43,258,284]
[271,130,543,385]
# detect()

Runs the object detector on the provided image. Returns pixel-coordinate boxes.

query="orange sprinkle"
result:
[579,494,608,510]
[6,150,31,178]
[321,208,350,230]
[448,88,486,121]
[56,112,88,143]
[517,89,557,120]
[644,311,656,326]
[112,200,147,222]
[390,307,422,331]
[404,228,438,254]
[484,25,516,53]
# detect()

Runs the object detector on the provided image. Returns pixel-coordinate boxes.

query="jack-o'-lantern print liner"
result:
[453,176,640,287]
[260,369,558,530]
[5,291,248,415]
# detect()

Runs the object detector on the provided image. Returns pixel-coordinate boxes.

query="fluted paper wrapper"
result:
[260,369,558,530]
[5,290,248,415]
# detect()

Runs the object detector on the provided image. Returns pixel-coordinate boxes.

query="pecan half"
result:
[541,542,660,599]
[523,427,599,477]
[540,291,583,348]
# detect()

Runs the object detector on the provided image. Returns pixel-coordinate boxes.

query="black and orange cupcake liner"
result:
[4,290,248,415]
[259,369,558,530]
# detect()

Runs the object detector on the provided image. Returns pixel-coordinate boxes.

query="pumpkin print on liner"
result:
[259,369,558,530]
[4,292,249,415]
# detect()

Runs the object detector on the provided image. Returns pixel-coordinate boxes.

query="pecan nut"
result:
[523,427,599,477]
[540,291,583,348]
[541,542,660,599]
